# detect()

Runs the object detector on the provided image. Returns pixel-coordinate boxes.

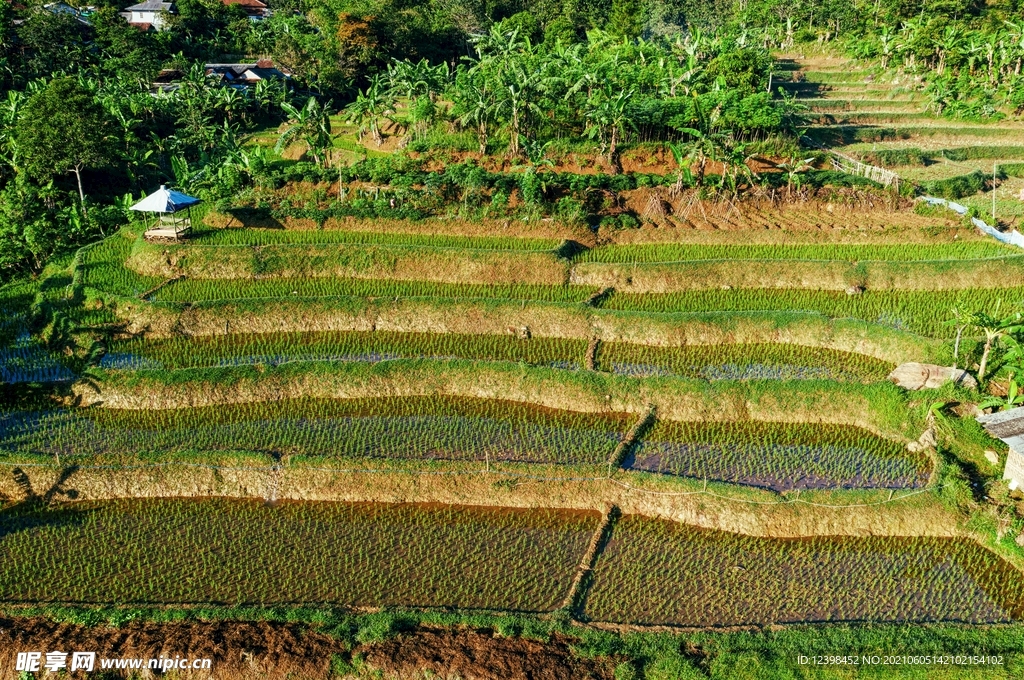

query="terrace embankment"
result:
[71,360,914,439]
[0,463,960,538]
[204,211,599,247]
[106,296,942,365]
[126,240,570,286]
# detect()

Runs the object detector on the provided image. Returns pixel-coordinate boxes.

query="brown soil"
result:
[363,628,614,680]
[0,618,613,680]
[0,616,343,679]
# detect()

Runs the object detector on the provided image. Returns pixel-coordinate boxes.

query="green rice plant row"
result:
[0,498,598,612]
[597,341,893,382]
[601,287,1024,338]
[102,331,589,372]
[573,257,1024,293]
[0,396,627,467]
[576,242,1016,264]
[150,278,595,305]
[628,420,929,491]
[190,227,562,251]
[585,516,1024,626]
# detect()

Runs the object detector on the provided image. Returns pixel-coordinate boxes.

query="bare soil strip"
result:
[0,617,613,680]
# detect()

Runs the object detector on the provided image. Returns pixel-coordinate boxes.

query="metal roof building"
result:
[976,406,1024,490]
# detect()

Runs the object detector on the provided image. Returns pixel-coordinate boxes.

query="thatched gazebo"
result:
[131,185,202,241]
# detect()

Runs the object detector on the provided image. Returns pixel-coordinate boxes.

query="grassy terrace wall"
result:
[99,295,944,365]
[126,239,571,286]
[73,360,917,439]
[0,465,961,539]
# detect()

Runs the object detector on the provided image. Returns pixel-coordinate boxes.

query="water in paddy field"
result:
[98,349,582,372]
[0,332,75,384]
[609,362,863,381]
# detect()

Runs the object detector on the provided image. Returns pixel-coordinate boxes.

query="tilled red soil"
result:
[362,628,615,680]
[0,617,615,680]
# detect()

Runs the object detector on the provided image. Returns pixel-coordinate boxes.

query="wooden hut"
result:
[131,185,202,241]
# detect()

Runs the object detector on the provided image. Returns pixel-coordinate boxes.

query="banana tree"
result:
[343,76,395,147]
[276,96,334,165]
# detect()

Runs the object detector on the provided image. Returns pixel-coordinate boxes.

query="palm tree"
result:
[276,96,333,166]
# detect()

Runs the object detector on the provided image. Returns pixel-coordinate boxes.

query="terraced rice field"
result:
[0,498,597,611]
[101,331,589,371]
[576,242,1017,263]
[602,287,1024,337]
[0,397,627,468]
[596,342,893,382]
[584,517,1024,626]
[625,421,929,491]
[190,227,561,250]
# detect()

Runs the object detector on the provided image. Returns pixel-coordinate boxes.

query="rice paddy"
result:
[190,227,561,251]
[576,242,1016,264]
[584,517,1024,626]
[149,277,593,304]
[0,396,627,467]
[626,421,929,491]
[600,287,1024,338]
[596,342,893,382]
[0,498,598,612]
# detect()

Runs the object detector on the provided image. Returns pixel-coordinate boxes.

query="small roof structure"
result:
[130,185,201,214]
[977,406,1024,490]
[131,185,201,241]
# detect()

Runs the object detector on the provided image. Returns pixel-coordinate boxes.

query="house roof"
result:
[223,0,267,8]
[124,1,174,11]
[130,185,201,214]
[977,406,1024,451]
[205,61,290,83]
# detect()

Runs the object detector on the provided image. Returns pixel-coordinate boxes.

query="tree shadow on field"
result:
[0,465,87,541]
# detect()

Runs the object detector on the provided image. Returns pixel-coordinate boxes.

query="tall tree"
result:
[15,78,111,213]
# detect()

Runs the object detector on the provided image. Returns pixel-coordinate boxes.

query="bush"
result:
[920,170,987,199]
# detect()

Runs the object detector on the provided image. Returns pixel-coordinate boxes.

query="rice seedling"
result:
[0,332,75,384]
[601,287,1024,338]
[0,498,598,611]
[0,397,627,467]
[577,242,1016,264]
[78,234,164,299]
[150,277,594,304]
[102,331,588,372]
[191,227,561,251]
[597,342,893,383]
[585,517,1024,626]
[626,421,929,491]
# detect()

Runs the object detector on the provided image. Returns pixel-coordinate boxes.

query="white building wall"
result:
[1004,448,1024,490]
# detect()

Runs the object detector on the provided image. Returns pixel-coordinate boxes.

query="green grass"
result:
[150,277,594,304]
[0,396,627,467]
[0,498,597,611]
[576,242,1016,264]
[103,331,589,371]
[190,227,561,251]
[585,516,1024,626]
[601,287,1024,338]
